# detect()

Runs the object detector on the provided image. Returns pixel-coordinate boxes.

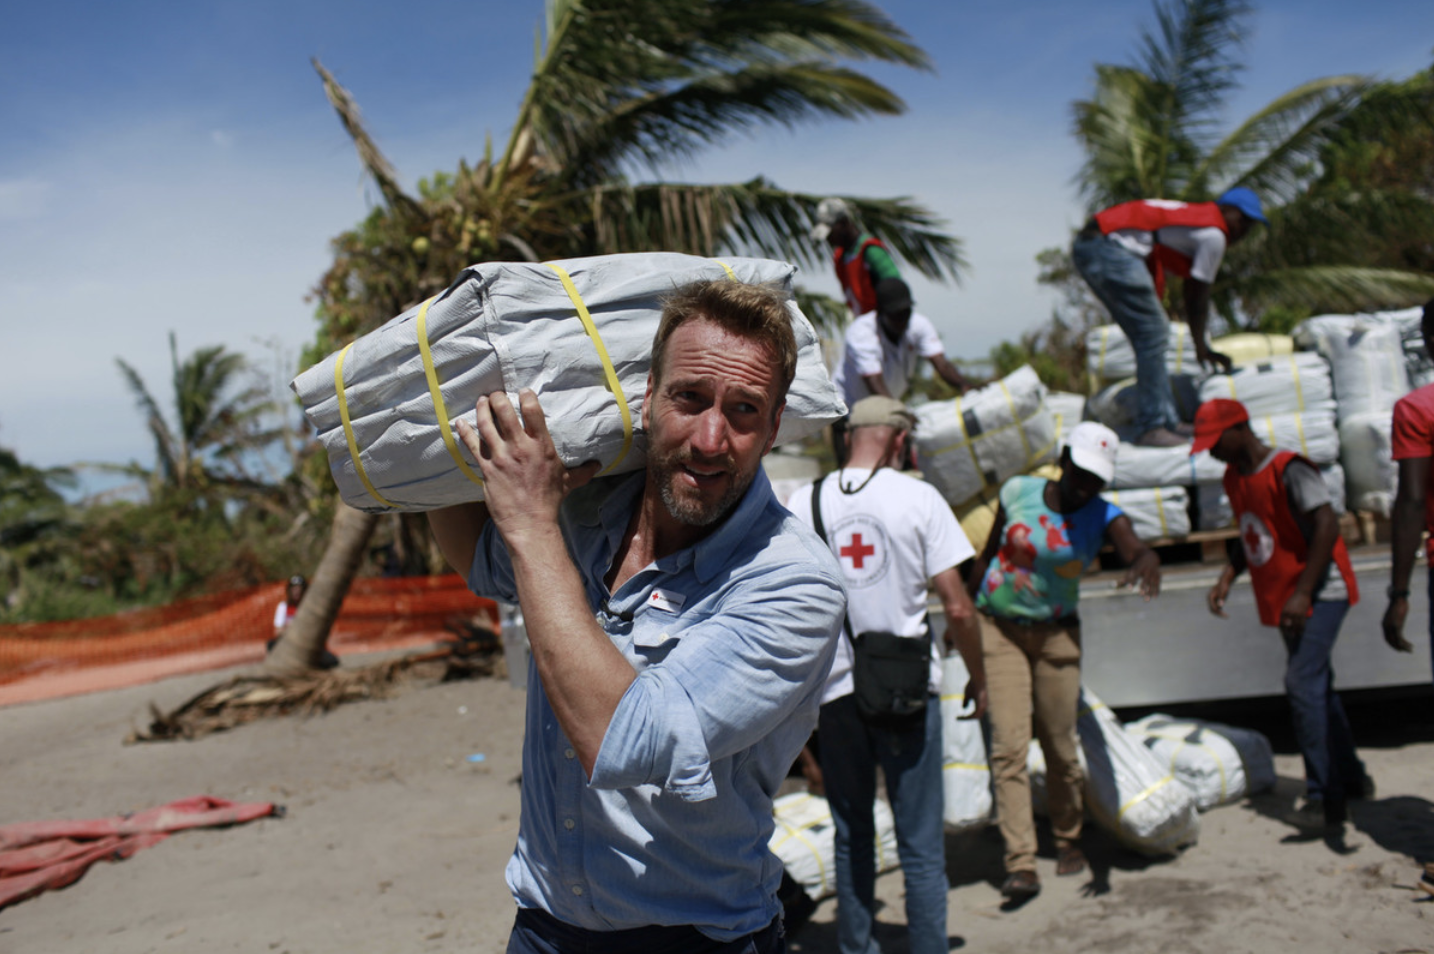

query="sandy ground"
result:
[2,654,1432,954]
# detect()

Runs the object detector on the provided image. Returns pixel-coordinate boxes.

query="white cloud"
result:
[211,129,236,148]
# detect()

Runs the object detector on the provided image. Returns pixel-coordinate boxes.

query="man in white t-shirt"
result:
[788,396,986,954]
[1072,188,1266,447]
[832,277,968,409]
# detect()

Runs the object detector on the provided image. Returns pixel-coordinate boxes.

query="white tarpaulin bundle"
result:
[1073,688,1200,855]
[769,792,898,900]
[1245,409,1340,465]
[1126,714,1276,810]
[1340,411,1398,516]
[1110,443,1225,489]
[1197,352,1335,417]
[1086,322,1198,386]
[1101,486,1191,541]
[1046,391,1087,452]
[1210,332,1294,366]
[1197,462,1346,531]
[292,253,845,512]
[913,365,1056,507]
[940,652,993,832]
[1293,312,1411,422]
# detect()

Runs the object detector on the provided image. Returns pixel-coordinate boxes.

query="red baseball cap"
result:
[1190,399,1249,454]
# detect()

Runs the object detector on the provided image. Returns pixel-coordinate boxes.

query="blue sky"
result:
[2,1,1430,482]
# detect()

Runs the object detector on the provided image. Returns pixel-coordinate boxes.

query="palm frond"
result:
[1137,0,1250,150]
[1237,265,1434,315]
[1196,75,1366,202]
[312,58,423,217]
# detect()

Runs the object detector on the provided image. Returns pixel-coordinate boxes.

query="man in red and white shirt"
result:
[1195,398,1371,835]
[1073,189,1265,447]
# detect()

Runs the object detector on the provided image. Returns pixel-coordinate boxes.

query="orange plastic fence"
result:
[0,576,498,707]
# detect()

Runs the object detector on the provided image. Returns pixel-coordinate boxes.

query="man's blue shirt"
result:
[469,468,845,940]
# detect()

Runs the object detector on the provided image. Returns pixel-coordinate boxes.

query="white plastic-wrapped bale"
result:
[1087,374,1203,436]
[1076,688,1200,855]
[913,366,1056,508]
[1293,312,1411,422]
[1110,443,1225,489]
[1339,411,1398,516]
[1101,486,1191,541]
[1197,352,1335,417]
[1086,322,1199,388]
[1126,714,1276,811]
[1242,410,1340,465]
[941,651,993,833]
[1046,391,1087,453]
[769,792,899,901]
[292,253,845,512]
[1211,332,1294,366]
[1196,462,1346,531]
[1391,306,1434,388]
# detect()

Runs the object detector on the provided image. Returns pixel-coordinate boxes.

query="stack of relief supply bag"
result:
[1193,348,1343,530]
[910,364,1060,552]
[291,253,847,512]
[1083,321,1206,542]
[1293,308,1422,517]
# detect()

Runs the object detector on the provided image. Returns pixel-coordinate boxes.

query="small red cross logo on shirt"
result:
[841,534,876,568]
[1243,523,1261,556]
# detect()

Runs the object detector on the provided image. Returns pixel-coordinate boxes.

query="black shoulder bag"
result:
[810,476,931,727]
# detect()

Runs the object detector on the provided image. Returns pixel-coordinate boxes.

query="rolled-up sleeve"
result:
[589,568,844,800]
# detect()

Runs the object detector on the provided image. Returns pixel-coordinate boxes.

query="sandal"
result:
[1056,845,1088,877]
[1000,870,1041,901]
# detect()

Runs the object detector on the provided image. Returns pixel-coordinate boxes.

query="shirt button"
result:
[571,885,584,896]
[564,818,575,830]
[564,748,576,760]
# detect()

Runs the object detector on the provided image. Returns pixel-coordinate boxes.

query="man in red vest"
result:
[1074,189,1266,447]
[811,197,903,317]
[1194,398,1373,835]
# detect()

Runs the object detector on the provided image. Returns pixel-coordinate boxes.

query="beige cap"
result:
[848,395,916,431]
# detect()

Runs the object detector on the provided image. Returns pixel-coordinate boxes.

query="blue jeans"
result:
[818,694,947,954]
[1282,600,1367,808]
[506,908,784,954]
[1072,234,1178,435]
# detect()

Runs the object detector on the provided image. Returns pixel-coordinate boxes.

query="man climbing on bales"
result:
[1074,189,1266,447]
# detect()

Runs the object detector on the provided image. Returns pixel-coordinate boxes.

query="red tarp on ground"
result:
[0,795,278,911]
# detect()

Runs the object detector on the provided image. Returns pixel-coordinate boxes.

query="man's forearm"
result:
[508,526,636,778]
[1294,506,1339,600]
[1389,483,1424,595]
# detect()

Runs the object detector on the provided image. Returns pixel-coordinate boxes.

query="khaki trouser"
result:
[981,613,1084,874]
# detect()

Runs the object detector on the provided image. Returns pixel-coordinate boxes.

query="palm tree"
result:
[114,333,279,500]
[0,446,75,616]
[268,0,967,675]
[1068,0,1434,321]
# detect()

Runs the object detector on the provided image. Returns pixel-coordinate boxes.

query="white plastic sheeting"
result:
[913,366,1057,507]
[1075,688,1201,855]
[1211,332,1294,366]
[1110,443,1225,490]
[1339,411,1398,517]
[1086,322,1199,387]
[1027,688,1201,855]
[769,792,898,901]
[940,652,993,833]
[292,253,845,512]
[1045,391,1087,453]
[1197,462,1346,531]
[1197,352,1335,417]
[1102,486,1191,541]
[1243,410,1340,465]
[1294,312,1411,422]
[1126,714,1276,811]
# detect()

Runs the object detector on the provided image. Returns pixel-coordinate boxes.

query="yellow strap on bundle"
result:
[545,263,634,476]
[417,296,486,489]
[1154,486,1168,536]
[1288,356,1304,412]
[1117,772,1179,822]
[335,343,397,509]
[1171,323,1186,374]
[712,260,737,281]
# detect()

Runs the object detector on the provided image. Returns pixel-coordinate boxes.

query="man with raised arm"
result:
[426,279,845,954]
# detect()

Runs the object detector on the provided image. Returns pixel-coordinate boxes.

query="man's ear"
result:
[642,373,654,430]
[761,402,786,456]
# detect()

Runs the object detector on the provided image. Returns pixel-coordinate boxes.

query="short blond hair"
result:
[652,280,798,406]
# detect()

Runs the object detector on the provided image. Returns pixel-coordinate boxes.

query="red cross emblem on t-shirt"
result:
[840,533,876,569]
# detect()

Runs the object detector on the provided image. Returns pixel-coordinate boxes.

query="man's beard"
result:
[650,447,753,527]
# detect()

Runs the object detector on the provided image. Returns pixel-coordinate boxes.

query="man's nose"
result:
[690,407,730,456]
